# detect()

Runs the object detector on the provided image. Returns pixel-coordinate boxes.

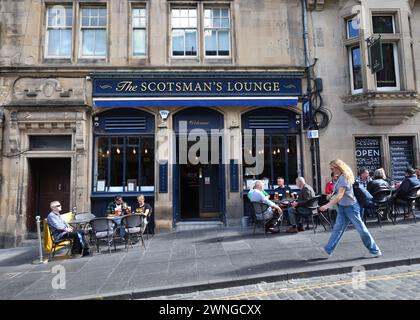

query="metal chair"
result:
[45,221,73,260]
[121,214,145,250]
[393,185,420,224]
[296,195,322,234]
[369,189,392,227]
[89,217,116,254]
[250,202,272,235]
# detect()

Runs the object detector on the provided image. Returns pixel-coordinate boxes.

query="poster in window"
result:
[127,179,137,192]
[389,137,414,182]
[97,180,106,192]
[355,137,381,174]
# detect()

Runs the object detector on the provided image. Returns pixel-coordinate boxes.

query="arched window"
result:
[241,108,301,189]
[93,109,155,193]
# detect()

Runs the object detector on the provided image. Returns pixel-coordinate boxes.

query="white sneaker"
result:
[322,248,332,258]
[368,251,382,258]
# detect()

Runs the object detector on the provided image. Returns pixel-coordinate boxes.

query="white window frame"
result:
[376,43,400,91]
[79,6,107,59]
[349,45,363,94]
[372,14,396,34]
[132,7,147,57]
[170,7,198,58]
[346,16,360,39]
[203,7,231,58]
[45,5,73,58]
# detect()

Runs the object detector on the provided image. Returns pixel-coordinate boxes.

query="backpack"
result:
[352,182,373,207]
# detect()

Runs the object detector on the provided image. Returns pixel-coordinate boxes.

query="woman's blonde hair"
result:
[329,159,355,185]
[137,194,145,201]
[373,168,387,180]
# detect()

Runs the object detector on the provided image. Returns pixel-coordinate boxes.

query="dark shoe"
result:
[268,227,280,233]
[286,226,298,233]
[297,226,305,232]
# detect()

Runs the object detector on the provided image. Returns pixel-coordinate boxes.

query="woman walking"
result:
[319,159,382,258]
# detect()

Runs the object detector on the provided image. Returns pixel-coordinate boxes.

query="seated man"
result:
[356,167,372,190]
[273,177,291,200]
[392,168,420,211]
[248,180,282,233]
[286,177,316,233]
[106,195,131,238]
[47,201,89,256]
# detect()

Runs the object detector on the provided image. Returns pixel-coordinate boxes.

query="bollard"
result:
[33,216,47,264]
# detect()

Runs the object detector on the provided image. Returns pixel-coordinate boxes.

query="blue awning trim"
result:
[93,97,299,108]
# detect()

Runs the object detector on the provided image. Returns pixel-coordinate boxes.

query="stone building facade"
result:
[0,0,419,248]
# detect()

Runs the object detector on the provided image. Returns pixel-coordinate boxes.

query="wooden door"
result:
[27,158,71,232]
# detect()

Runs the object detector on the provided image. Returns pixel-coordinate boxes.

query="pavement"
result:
[1,214,420,300]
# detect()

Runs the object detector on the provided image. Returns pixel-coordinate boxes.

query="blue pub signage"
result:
[92,72,303,108]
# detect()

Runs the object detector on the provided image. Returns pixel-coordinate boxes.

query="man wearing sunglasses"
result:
[47,201,90,256]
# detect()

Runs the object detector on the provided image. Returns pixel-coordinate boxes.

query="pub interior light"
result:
[116,147,121,154]
[133,148,136,154]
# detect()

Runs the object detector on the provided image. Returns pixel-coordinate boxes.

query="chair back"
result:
[251,202,269,215]
[297,195,321,216]
[90,217,114,233]
[372,189,391,203]
[406,185,420,199]
[122,214,143,228]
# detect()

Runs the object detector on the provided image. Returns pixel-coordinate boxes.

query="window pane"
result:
[376,43,396,87]
[30,135,72,150]
[272,136,287,186]
[205,30,217,56]
[221,17,229,28]
[110,137,124,188]
[133,29,146,56]
[213,17,221,28]
[347,18,360,38]
[172,17,181,28]
[94,29,107,56]
[286,136,298,185]
[372,16,394,34]
[351,46,362,90]
[218,30,230,55]
[204,17,212,28]
[204,9,211,18]
[221,9,229,18]
[96,137,109,191]
[82,30,95,56]
[172,29,184,55]
[185,30,197,55]
[141,137,154,186]
[60,29,72,56]
[47,30,60,56]
[126,137,140,191]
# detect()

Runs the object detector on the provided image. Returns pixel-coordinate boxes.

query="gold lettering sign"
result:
[114,80,285,93]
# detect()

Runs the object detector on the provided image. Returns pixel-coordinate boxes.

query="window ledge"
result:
[342,91,420,125]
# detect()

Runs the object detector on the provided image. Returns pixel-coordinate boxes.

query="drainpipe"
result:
[301,0,321,193]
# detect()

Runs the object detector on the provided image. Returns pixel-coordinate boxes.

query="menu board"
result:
[389,137,414,183]
[355,137,382,174]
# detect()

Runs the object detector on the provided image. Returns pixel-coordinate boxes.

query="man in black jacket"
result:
[286,177,316,233]
[393,168,420,199]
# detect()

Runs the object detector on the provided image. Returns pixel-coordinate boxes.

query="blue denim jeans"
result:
[324,202,380,255]
[113,218,125,238]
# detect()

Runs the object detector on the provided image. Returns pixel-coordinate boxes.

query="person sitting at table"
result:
[135,194,153,234]
[273,177,291,200]
[286,177,316,233]
[416,167,420,180]
[367,168,391,195]
[106,195,131,238]
[47,201,90,256]
[356,167,372,190]
[248,180,282,233]
[325,172,338,195]
[392,167,420,201]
